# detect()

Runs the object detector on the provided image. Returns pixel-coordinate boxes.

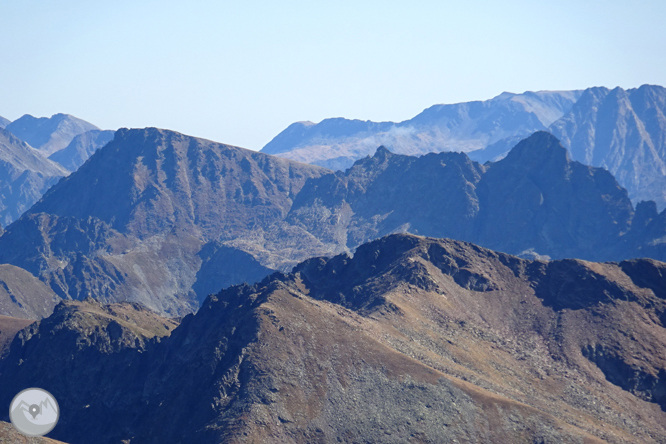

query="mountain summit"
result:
[261,90,582,169]
[1,234,664,443]
[6,113,99,156]
[0,128,329,315]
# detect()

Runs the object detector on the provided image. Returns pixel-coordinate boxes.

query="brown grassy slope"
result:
[2,234,665,443]
[0,420,67,443]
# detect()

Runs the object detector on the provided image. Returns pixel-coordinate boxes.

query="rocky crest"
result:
[262,90,582,169]
[5,114,99,157]
[289,132,650,262]
[0,128,330,316]
[1,234,664,443]
[550,84,666,209]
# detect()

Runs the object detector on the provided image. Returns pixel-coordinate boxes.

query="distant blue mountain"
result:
[261,90,583,169]
[6,113,99,156]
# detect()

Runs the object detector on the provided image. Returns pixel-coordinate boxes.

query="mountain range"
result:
[1,234,664,443]
[263,84,666,209]
[0,128,68,226]
[5,114,99,157]
[262,90,582,169]
[1,129,666,319]
[0,113,116,228]
[0,128,328,316]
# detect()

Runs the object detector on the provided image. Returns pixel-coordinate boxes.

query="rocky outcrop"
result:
[1,234,665,443]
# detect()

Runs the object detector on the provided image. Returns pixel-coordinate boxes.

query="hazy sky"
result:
[1,0,665,150]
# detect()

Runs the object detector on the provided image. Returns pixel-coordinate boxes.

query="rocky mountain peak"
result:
[499,130,569,168]
[6,113,99,156]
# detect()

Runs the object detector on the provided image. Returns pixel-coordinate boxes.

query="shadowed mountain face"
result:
[0,128,330,316]
[1,234,664,443]
[0,115,10,128]
[0,128,68,226]
[550,84,666,209]
[288,131,647,262]
[6,114,99,156]
[48,129,114,172]
[262,90,582,169]
[263,85,666,210]
[1,129,665,318]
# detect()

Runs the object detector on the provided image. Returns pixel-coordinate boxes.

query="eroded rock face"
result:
[289,131,654,262]
[1,234,665,443]
[0,128,330,316]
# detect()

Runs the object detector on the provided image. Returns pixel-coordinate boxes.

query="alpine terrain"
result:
[1,234,664,443]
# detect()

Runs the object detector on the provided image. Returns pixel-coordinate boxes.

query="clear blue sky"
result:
[1,0,665,150]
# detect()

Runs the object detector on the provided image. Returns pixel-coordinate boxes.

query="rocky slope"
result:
[288,131,657,262]
[2,129,666,318]
[5,114,99,157]
[0,128,330,315]
[0,315,33,358]
[48,129,114,172]
[263,85,666,209]
[0,264,61,319]
[0,420,67,443]
[1,234,664,443]
[262,90,582,170]
[0,128,68,226]
[549,84,666,208]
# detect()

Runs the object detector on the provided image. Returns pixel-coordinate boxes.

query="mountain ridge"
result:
[6,113,99,156]
[1,233,664,443]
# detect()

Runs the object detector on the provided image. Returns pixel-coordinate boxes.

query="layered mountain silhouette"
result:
[48,129,114,172]
[550,85,666,208]
[1,234,664,443]
[288,131,663,262]
[0,128,329,316]
[0,129,665,318]
[0,128,68,226]
[0,115,9,129]
[263,90,582,170]
[264,85,666,209]
[6,113,99,157]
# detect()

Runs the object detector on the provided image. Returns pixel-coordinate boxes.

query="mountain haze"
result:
[0,115,10,128]
[549,84,666,208]
[6,113,99,156]
[48,129,114,172]
[264,85,666,209]
[0,128,68,226]
[262,90,582,170]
